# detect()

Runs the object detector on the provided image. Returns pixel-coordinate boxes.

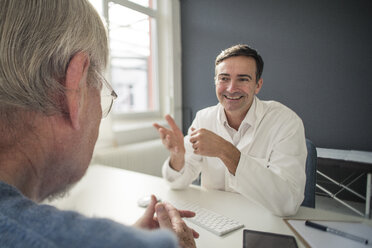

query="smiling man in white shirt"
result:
[154,44,307,216]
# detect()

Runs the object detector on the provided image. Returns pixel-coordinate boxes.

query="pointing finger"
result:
[153,123,164,130]
[142,195,157,219]
[165,115,181,133]
[178,210,196,218]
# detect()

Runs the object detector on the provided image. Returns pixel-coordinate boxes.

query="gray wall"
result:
[180,0,372,151]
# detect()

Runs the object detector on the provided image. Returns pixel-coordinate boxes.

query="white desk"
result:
[47,165,372,248]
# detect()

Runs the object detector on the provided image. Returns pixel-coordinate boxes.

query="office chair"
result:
[301,139,317,208]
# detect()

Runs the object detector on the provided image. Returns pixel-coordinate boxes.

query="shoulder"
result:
[194,104,220,119]
[0,184,177,248]
[190,104,221,130]
[258,99,302,123]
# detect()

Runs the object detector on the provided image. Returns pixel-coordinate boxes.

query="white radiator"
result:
[92,139,169,177]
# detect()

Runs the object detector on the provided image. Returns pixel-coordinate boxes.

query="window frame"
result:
[100,0,182,145]
[104,0,159,118]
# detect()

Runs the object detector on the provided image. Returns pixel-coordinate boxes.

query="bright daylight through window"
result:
[90,0,158,115]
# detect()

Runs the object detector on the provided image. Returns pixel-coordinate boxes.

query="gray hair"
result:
[0,0,108,114]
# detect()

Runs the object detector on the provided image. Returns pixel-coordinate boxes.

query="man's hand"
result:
[156,202,198,248]
[189,128,227,157]
[133,195,160,229]
[189,128,241,175]
[153,115,185,171]
[134,196,199,239]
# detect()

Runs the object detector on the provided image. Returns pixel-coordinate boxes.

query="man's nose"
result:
[226,80,239,92]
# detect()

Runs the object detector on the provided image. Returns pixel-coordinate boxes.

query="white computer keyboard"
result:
[174,201,244,236]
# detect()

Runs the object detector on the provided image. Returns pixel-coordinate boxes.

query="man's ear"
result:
[254,78,263,95]
[64,52,90,130]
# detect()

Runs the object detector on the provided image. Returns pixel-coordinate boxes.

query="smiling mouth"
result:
[224,95,243,100]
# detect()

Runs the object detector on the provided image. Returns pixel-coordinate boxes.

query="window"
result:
[108,1,158,114]
[89,0,182,147]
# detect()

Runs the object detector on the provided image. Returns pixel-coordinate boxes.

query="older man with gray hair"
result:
[0,0,196,247]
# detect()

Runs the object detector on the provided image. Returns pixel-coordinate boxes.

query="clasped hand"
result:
[189,127,227,157]
[134,195,198,248]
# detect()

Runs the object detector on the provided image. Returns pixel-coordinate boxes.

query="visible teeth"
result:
[225,95,241,100]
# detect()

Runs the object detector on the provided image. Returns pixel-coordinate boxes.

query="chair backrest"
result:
[301,139,317,208]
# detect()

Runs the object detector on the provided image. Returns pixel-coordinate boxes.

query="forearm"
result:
[169,152,185,171]
[218,142,241,175]
[162,149,203,189]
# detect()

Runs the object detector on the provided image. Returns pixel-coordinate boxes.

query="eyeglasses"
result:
[99,74,117,119]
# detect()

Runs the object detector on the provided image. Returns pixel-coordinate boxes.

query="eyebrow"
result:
[217,73,253,80]
[237,74,253,80]
[218,73,230,77]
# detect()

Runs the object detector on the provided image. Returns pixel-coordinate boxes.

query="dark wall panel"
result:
[180,0,372,151]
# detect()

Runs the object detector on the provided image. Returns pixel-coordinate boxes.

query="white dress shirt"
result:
[162,97,307,216]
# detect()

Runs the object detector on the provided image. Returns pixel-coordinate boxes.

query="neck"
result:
[225,107,249,130]
[225,97,255,130]
[0,113,53,202]
[0,146,43,201]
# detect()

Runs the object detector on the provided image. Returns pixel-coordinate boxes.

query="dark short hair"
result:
[215,44,264,81]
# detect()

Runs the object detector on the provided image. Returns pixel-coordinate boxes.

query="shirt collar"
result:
[218,96,257,130]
